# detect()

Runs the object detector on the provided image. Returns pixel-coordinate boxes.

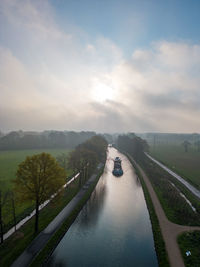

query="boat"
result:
[112,157,123,177]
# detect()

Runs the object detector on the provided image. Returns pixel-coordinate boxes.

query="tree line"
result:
[138,132,200,147]
[0,130,96,150]
[117,133,149,162]
[0,135,107,242]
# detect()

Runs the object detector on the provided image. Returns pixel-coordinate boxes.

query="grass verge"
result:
[124,153,170,267]
[178,231,200,267]
[30,166,104,267]
[140,155,200,226]
[149,144,200,190]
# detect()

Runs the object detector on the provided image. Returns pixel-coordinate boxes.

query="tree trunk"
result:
[0,191,3,243]
[85,164,88,181]
[79,170,82,188]
[35,199,39,233]
[11,194,17,232]
[83,166,86,183]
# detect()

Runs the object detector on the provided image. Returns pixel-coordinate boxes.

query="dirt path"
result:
[134,160,200,267]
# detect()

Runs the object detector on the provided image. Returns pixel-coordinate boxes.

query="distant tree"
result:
[8,191,17,232]
[117,134,149,162]
[0,182,8,243]
[182,140,191,152]
[0,190,4,243]
[68,135,107,186]
[128,132,136,139]
[194,140,200,152]
[14,153,66,233]
[103,133,113,144]
[56,153,69,171]
[79,149,98,181]
[68,149,82,174]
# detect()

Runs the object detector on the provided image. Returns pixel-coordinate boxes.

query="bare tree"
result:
[194,140,200,152]
[182,140,191,152]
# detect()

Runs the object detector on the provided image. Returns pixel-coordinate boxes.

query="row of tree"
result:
[138,132,200,146]
[0,130,96,150]
[0,135,107,242]
[117,134,149,162]
[182,140,200,152]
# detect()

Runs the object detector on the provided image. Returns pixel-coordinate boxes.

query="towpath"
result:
[11,164,103,267]
[132,158,200,267]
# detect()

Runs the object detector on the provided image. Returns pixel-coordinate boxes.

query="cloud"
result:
[108,41,200,132]
[0,0,123,132]
[0,0,200,133]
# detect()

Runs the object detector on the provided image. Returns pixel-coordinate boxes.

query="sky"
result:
[1,0,200,133]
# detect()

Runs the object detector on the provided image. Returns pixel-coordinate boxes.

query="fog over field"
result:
[1,0,200,133]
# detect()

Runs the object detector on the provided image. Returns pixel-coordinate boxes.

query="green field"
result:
[0,148,71,232]
[0,148,71,190]
[178,231,200,267]
[149,145,200,189]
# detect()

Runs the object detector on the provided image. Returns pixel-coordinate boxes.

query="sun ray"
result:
[92,82,115,102]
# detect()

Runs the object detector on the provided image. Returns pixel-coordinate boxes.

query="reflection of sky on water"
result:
[48,148,158,267]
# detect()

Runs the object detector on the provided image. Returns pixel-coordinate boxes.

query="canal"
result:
[48,147,158,267]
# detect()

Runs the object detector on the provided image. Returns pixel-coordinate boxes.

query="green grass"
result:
[0,148,72,233]
[149,144,200,189]
[0,148,71,190]
[178,231,200,267]
[124,153,170,267]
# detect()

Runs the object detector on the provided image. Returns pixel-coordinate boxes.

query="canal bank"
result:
[11,163,104,267]
[124,152,170,267]
[127,154,200,267]
[47,147,158,267]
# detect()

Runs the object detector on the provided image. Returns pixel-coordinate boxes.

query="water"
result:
[48,148,158,267]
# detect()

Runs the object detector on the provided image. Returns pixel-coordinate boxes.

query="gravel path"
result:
[134,160,200,267]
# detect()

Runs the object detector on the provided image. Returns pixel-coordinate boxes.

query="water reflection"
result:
[48,148,158,267]
[77,177,107,229]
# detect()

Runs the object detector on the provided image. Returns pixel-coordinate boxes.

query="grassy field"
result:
[0,148,72,232]
[178,231,200,267]
[149,144,200,189]
[0,148,71,190]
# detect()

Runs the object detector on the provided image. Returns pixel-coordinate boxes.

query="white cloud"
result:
[0,0,200,133]
[108,41,200,132]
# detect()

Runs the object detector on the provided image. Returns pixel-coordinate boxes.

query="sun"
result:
[92,82,115,102]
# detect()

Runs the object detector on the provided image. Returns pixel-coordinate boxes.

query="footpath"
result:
[11,164,103,267]
[133,159,200,267]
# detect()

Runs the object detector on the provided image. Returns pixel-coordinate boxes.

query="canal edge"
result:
[29,164,105,267]
[121,151,170,267]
